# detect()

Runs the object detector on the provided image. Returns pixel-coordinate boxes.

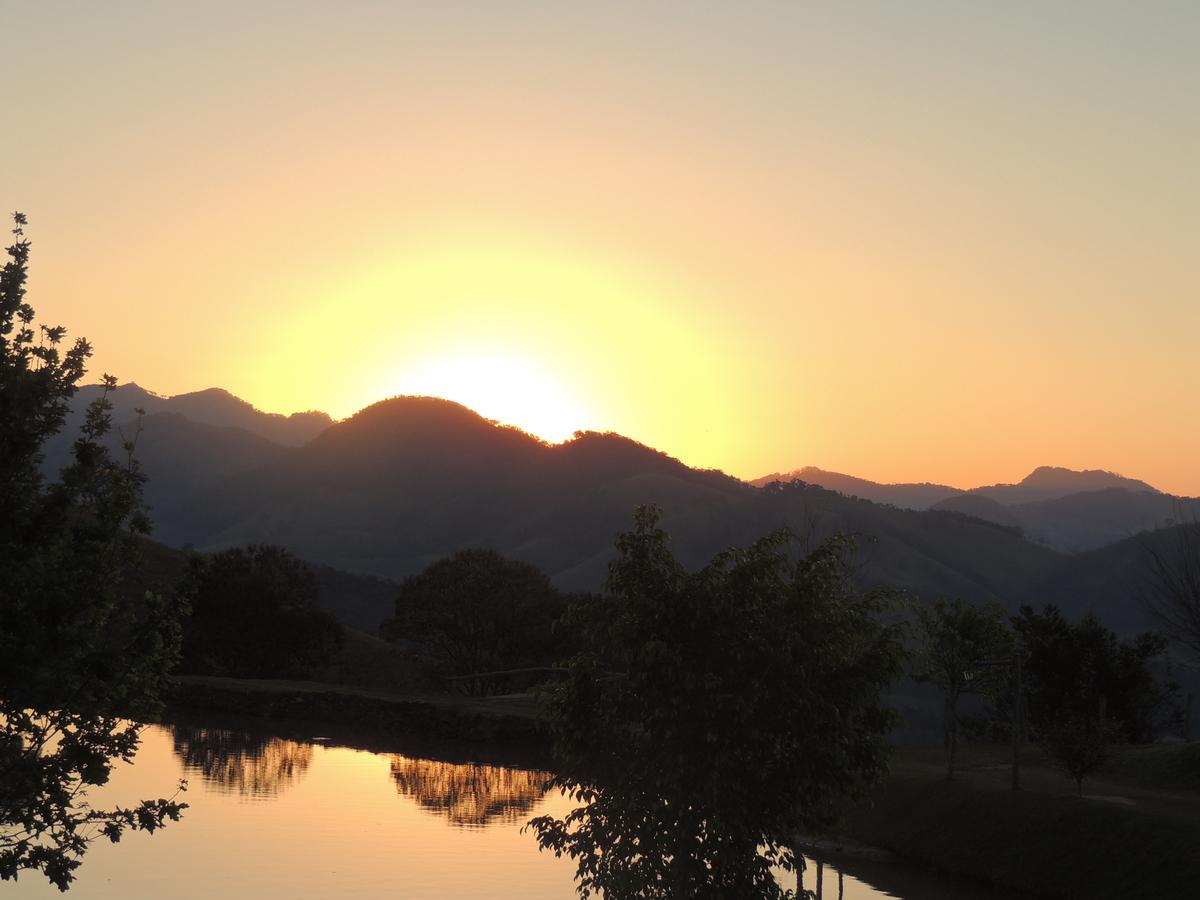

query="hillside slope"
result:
[148,397,1066,616]
[969,465,1159,505]
[68,388,1179,636]
[42,411,293,519]
[1007,489,1196,553]
[758,463,1187,553]
[58,382,331,447]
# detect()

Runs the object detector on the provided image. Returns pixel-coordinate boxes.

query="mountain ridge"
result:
[68,382,333,447]
[47,385,1194,597]
[750,466,963,509]
[752,462,1190,552]
[753,464,1163,506]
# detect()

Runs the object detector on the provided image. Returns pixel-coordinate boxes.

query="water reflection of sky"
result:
[11,725,1015,900]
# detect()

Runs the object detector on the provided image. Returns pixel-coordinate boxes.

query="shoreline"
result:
[167,676,1199,900]
[167,674,547,748]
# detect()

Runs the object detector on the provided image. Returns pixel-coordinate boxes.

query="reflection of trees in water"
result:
[388,755,551,827]
[800,859,844,900]
[171,726,314,798]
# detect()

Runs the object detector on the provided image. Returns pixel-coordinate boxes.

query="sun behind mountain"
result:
[389,353,595,444]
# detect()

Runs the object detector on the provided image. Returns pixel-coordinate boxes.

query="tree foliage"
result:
[1042,711,1118,795]
[1013,605,1176,746]
[912,598,1011,779]
[0,213,186,890]
[529,507,906,899]
[381,548,572,682]
[179,544,343,679]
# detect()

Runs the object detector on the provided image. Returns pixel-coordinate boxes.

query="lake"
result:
[6,717,1018,899]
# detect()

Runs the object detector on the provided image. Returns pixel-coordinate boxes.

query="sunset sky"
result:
[4,2,1197,494]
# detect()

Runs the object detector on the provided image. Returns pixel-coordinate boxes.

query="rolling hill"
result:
[41,410,294,519]
[143,395,1067,617]
[758,463,1191,553]
[969,466,1160,505]
[70,382,332,446]
[48,383,1190,637]
[930,488,1197,552]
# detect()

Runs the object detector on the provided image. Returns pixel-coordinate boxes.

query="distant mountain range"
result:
[751,467,963,510]
[54,382,331,448]
[40,384,329,519]
[39,383,1198,636]
[753,465,1193,552]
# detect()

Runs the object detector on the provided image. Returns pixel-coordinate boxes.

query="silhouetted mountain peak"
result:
[555,430,730,485]
[1018,465,1158,494]
[797,465,841,481]
[969,466,1159,505]
[562,430,669,461]
[296,396,549,484]
[112,382,162,402]
[178,386,242,403]
[323,395,542,447]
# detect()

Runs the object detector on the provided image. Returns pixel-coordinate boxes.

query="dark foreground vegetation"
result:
[528,509,905,898]
[180,544,343,679]
[1,215,187,889]
[5,213,1198,899]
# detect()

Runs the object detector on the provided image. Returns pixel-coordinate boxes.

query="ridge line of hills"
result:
[752,465,1194,555]
[42,383,1197,636]
[751,464,1162,507]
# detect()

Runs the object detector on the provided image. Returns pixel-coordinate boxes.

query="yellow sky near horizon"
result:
[4,2,1198,494]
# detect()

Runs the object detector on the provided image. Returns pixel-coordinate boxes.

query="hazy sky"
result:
[4,2,1197,493]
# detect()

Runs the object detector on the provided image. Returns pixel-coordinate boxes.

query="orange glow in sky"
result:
[4,3,1198,493]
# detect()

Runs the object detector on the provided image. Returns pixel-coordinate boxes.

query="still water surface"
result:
[8,719,1015,899]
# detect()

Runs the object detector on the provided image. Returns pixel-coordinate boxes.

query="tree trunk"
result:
[945,694,958,780]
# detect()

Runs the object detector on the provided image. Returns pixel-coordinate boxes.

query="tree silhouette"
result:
[912,598,1011,780]
[529,507,905,899]
[0,214,187,890]
[1013,605,1175,745]
[179,544,343,679]
[382,548,570,685]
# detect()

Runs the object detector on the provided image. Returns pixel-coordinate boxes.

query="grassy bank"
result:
[842,744,1200,899]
